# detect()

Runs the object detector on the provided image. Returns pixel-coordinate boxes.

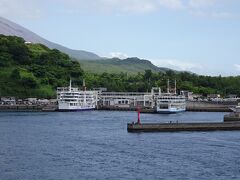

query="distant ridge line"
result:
[0,16,100,60]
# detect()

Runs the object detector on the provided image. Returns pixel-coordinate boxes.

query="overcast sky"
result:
[1,0,240,76]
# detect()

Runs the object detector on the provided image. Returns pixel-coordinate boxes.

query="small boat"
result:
[57,80,97,111]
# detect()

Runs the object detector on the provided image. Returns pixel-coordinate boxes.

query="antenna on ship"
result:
[167,79,170,94]
[174,79,177,95]
[83,79,86,91]
[69,78,72,92]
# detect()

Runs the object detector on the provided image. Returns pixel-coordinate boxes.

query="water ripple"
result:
[0,111,240,179]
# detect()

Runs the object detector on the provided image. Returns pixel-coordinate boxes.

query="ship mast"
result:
[167,79,170,94]
[83,79,86,91]
[69,79,72,92]
[83,79,86,104]
[174,79,177,95]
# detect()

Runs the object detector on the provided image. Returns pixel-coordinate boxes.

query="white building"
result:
[1,97,16,105]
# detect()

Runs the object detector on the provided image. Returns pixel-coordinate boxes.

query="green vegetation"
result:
[83,70,240,96]
[78,58,169,75]
[0,35,240,98]
[0,35,83,98]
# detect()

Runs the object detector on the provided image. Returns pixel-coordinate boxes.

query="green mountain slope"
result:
[0,35,83,98]
[78,58,170,74]
[0,16,100,60]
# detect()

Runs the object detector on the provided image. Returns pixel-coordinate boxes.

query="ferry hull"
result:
[58,102,96,112]
[157,108,186,114]
[58,108,95,112]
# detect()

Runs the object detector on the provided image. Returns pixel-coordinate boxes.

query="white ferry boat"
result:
[155,80,186,113]
[156,94,186,113]
[57,80,97,111]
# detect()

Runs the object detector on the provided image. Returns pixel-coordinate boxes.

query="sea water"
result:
[0,111,240,179]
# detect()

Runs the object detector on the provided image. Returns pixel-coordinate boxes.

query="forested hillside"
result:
[84,70,240,96]
[0,35,240,98]
[0,35,83,98]
[78,58,169,74]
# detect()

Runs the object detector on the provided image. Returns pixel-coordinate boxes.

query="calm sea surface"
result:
[0,111,240,180]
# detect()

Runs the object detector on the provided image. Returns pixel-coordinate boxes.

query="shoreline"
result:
[0,104,232,113]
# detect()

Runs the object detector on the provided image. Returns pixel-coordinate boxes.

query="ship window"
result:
[159,104,168,109]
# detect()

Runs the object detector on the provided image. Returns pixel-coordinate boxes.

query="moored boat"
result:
[156,94,186,113]
[155,80,186,114]
[57,80,98,111]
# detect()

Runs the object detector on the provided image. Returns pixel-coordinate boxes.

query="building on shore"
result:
[98,88,164,109]
[98,91,155,108]
[0,97,16,105]
[181,91,194,100]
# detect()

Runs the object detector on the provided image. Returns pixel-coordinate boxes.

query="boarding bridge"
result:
[98,88,162,108]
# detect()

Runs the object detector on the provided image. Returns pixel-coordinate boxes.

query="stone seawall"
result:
[186,101,232,112]
[127,122,240,132]
[0,105,57,112]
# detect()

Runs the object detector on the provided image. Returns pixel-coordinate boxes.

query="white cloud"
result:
[234,64,240,71]
[118,0,158,13]
[211,12,237,18]
[56,0,239,19]
[150,59,203,72]
[108,52,129,59]
[188,0,239,19]
[0,0,41,19]
[57,0,185,14]
[56,0,157,14]
[190,10,237,19]
[0,0,238,19]
[189,0,217,8]
[158,0,184,10]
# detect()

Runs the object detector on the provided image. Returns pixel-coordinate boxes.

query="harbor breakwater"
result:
[127,122,240,132]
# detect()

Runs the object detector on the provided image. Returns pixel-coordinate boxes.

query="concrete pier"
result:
[98,106,155,113]
[127,122,240,132]
[0,105,57,112]
[98,101,234,112]
[186,101,232,112]
[224,113,240,122]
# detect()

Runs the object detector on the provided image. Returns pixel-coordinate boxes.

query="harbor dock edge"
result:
[127,122,240,132]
